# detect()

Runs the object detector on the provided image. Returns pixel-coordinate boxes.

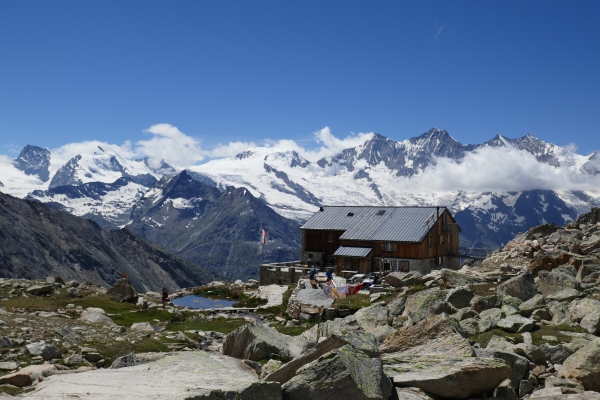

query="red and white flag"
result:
[261,229,267,244]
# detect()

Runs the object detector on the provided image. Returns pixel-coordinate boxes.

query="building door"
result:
[401,261,409,272]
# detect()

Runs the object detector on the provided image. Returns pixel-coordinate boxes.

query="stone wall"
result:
[259,262,308,286]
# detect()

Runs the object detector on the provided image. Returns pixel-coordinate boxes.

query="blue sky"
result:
[1,0,599,158]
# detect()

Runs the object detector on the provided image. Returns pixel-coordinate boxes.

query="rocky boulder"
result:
[582,312,600,335]
[478,308,506,332]
[546,288,584,302]
[578,264,600,284]
[496,271,539,301]
[439,269,484,287]
[300,315,362,346]
[380,314,474,357]
[265,331,379,385]
[581,235,600,255]
[537,269,579,297]
[25,284,54,296]
[281,344,393,400]
[445,286,474,309]
[403,287,447,323]
[519,294,546,317]
[223,322,308,362]
[559,339,600,391]
[569,298,600,323]
[529,250,571,277]
[107,278,138,303]
[470,294,503,313]
[0,364,57,387]
[385,297,406,317]
[28,351,283,399]
[476,348,530,393]
[383,354,510,398]
[497,315,536,333]
[80,308,117,327]
[0,336,12,348]
[541,343,580,365]
[26,341,62,361]
[384,271,421,288]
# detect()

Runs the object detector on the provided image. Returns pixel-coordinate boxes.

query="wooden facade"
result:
[301,208,460,275]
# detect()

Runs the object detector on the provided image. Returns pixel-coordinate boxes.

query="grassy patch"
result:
[192,284,268,309]
[470,324,588,347]
[469,283,498,296]
[0,290,176,328]
[109,309,174,327]
[166,317,247,334]
[469,329,523,347]
[333,294,371,310]
[274,324,312,336]
[232,295,268,308]
[530,324,587,346]
[91,337,171,368]
[0,384,23,396]
[193,285,242,299]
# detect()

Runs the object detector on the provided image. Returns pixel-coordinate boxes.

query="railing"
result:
[457,247,491,259]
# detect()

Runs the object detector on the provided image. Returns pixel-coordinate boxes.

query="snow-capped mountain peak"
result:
[48,147,159,189]
[12,145,52,182]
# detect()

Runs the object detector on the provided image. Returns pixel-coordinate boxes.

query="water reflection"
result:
[171,295,237,309]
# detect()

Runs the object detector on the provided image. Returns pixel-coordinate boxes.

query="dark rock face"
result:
[12,145,51,182]
[576,207,600,225]
[317,129,477,177]
[141,157,178,177]
[581,151,600,175]
[0,191,214,292]
[48,155,86,188]
[127,170,301,281]
[454,190,576,250]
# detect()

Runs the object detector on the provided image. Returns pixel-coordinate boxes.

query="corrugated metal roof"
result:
[333,246,373,257]
[300,206,445,242]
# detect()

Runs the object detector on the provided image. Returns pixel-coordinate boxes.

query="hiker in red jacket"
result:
[162,288,168,309]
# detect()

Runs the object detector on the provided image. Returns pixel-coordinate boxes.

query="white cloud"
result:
[137,124,204,169]
[309,127,374,160]
[399,146,600,192]
[256,127,374,162]
[203,141,256,158]
[0,154,13,165]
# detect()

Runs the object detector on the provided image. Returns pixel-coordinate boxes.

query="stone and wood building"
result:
[300,206,461,275]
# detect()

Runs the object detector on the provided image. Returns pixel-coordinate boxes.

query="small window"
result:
[347,212,354,216]
[385,242,393,251]
[327,233,333,242]
[376,209,385,216]
[438,256,443,265]
[439,235,443,245]
[427,236,432,247]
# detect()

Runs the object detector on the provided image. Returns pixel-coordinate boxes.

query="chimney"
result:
[319,206,324,212]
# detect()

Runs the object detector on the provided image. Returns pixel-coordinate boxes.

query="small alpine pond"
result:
[171,295,237,309]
